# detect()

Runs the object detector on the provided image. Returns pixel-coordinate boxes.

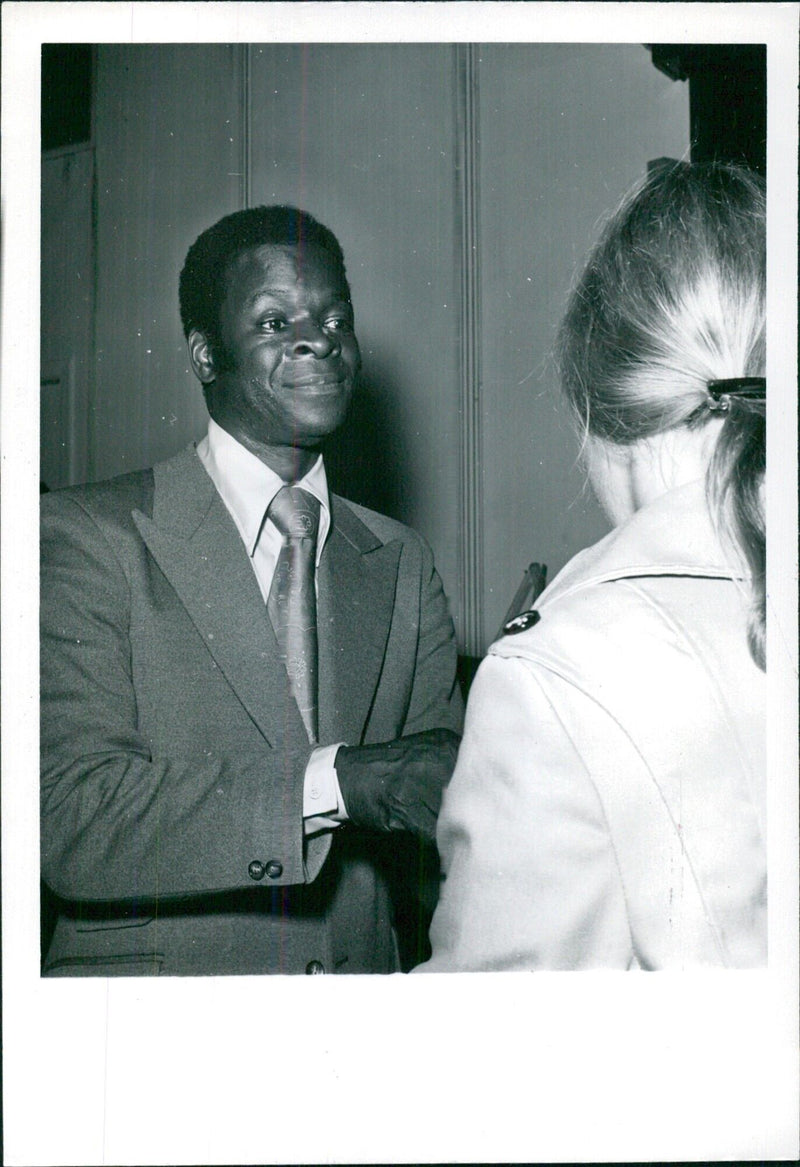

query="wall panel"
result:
[92,45,245,481]
[41,147,93,489]
[476,44,689,646]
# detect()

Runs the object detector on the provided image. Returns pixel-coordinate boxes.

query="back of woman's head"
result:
[557,161,766,668]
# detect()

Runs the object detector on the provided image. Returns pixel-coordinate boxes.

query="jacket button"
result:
[265,860,283,879]
[305,960,326,975]
[247,860,265,881]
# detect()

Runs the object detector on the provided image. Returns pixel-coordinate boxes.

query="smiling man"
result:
[40,205,463,977]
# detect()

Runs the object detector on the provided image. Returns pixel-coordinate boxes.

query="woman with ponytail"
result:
[420,162,767,971]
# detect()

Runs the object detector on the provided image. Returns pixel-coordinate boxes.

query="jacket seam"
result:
[516,663,640,965]
[625,578,766,846]
[516,657,728,967]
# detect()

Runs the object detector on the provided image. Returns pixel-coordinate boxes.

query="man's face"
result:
[202,242,360,451]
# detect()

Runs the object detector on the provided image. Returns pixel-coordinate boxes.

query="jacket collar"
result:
[539,479,745,611]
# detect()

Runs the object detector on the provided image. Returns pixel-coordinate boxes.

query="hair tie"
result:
[707,377,766,413]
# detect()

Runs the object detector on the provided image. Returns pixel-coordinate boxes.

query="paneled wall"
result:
[45,43,689,654]
[477,44,689,643]
[41,146,93,489]
[91,45,245,479]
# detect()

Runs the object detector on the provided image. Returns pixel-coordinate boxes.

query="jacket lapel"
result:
[317,496,402,747]
[131,445,306,747]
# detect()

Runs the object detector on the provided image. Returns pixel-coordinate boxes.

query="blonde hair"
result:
[557,162,766,667]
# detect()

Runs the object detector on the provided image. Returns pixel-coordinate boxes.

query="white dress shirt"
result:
[197,418,346,834]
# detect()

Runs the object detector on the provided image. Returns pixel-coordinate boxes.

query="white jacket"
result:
[422,480,766,971]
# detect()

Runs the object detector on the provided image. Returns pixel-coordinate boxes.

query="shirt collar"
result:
[197,417,331,559]
[538,479,745,610]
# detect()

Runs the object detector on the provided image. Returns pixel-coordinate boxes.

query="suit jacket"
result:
[41,444,462,976]
[421,480,766,972]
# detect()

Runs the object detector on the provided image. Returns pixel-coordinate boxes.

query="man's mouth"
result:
[282,372,348,390]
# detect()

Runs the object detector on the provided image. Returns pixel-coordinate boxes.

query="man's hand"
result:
[335,728,460,844]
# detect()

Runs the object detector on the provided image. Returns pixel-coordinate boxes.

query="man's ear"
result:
[188,329,217,384]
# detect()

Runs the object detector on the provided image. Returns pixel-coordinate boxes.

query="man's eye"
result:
[258,318,286,334]
[324,316,352,332]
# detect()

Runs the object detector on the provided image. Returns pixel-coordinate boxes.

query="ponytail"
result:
[707,394,766,669]
[557,161,766,668]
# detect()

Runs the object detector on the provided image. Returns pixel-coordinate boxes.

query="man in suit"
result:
[40,205,462,976]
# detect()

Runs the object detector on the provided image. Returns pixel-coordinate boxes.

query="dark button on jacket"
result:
[305,960,325,975]
[265,860,283,879]
[503,609,540,635]
[247,860,265,881]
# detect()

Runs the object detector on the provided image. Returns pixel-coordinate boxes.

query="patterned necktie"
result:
[266,486,321,743]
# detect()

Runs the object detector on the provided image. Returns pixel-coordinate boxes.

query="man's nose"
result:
[290,324,337,358]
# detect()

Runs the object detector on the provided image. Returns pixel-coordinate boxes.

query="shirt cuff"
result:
[303,742,348,835]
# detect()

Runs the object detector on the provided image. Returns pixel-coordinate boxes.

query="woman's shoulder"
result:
[491,480,745,670]
[488,570,754,716]
[490,572,670,665]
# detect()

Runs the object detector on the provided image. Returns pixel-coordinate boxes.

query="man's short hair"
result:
[179,205,349,342]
